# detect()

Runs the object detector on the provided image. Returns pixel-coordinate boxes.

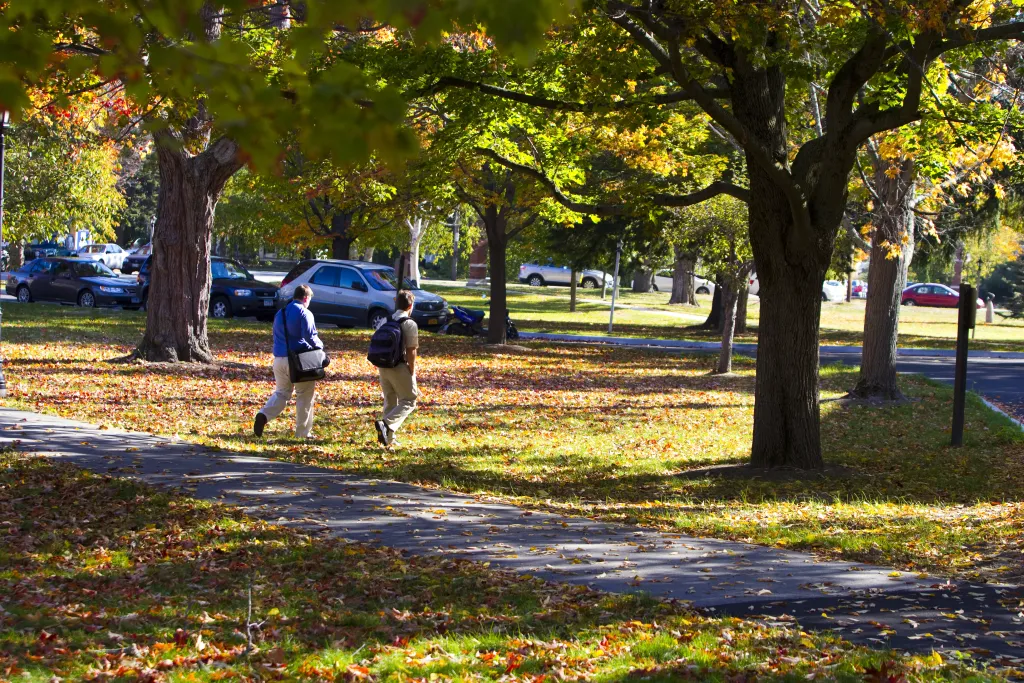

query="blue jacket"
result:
[273,302,323,357]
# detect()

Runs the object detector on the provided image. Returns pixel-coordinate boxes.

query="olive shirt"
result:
[392,309,419,354]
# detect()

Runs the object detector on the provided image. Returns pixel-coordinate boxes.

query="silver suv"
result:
[277,260,449,329]
[518,262,611,289]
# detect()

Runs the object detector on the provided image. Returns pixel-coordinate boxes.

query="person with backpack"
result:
[367,289,420,447]
[254,284,324,440]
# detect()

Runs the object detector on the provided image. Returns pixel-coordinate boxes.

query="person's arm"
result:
[297,307,323,350]
[406,347,418,377]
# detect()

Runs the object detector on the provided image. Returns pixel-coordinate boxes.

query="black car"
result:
[7,258,141,308]
[121,243,151,274]
[138,256,278,319]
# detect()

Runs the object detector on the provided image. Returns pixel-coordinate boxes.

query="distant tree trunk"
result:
[484,206,508,345]
[361,246,374,262]
[9,243,23,271]
[669,249,696,305]
[406,214,429,285]
[716,281,739,374]
[632,267,653,293]
[330,211,354,259]
[451,212,460,280]
[952,242,965,287]
[702,276,724,330]
[852,158,916,400]
[570,269,578,312]
[138,135,244,362]
[735,282,749,333]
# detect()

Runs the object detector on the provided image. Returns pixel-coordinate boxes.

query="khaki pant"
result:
[378,364,419,434]
[261,356,316,438]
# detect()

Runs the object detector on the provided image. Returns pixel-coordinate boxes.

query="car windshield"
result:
[366,269,418,291]
[74,261,115,278]
[211,260,252,280]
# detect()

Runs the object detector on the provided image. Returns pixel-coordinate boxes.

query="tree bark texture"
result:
[632,267,653,293]
[362,246,374,262]
[853,158,915,400]
[716,281,739,374]
[9,243,23,272]
[138,136,243,362]
[406,214,429,285]
[735,284,749,334]
[669,250,695,305]
[732,61,851,470]
[570,269,578,312]
[702,277,723,330]
[484,207,508,345]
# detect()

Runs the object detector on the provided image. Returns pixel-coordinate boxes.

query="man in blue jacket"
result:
[255,284,323,439]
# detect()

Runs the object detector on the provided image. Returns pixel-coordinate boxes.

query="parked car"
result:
[121,243,151,274]
[24,242,70,260]
[138,256,279,319]
[77,243,128,271]
[277,259,449,330]
[822,280,846,302]
[518,262,612,289]
[901,282,984,308]
[748,273,759,296]
[650,269,715,295]
[851,280,868,298]
[6,257,141,308]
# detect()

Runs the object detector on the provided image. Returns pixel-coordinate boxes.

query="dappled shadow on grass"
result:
[0,454,904,682]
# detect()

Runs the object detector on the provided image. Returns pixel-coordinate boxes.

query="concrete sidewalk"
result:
[1,407,1020,662]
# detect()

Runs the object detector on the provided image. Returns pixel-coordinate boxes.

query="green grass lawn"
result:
[421,281,1024,352]
[9,454,992,682]
[3,304,1023,587]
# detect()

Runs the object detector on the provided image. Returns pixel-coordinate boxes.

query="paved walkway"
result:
[1,408,1021,664]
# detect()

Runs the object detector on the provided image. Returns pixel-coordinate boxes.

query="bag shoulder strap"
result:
[279,306,291,351]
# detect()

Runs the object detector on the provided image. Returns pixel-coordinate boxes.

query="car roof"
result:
[309,259,391,271]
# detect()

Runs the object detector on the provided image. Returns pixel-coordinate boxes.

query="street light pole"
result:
[0,110,10,397]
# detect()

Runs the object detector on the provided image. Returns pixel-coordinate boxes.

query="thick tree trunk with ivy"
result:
[853,159,915,400]
[138,136,244,362]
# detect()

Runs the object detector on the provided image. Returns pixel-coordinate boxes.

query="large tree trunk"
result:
[9,243,23,272]
[138,137,243,362]
[702,276,724,330]
[669,249,695,305]
[852,159,916,400]
[632,267,653,293]
[484,207,508,345]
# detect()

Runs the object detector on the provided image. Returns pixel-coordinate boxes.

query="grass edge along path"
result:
[1,452,1005,682]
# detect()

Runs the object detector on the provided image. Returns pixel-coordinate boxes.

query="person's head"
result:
[395,289,415,312]
[293,284,313,307]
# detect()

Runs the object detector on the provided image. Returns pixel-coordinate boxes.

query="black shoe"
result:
[374,420,389,446]
[254,413,268,438]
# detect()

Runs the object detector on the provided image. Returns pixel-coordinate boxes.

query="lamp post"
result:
[0,110,9,397]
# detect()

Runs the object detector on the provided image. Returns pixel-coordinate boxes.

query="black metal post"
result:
[951,282,975,447]
[0,112,9,398]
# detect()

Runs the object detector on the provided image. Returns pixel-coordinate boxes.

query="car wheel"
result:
[903,299,915,306]
[16,285,31,304]
[696,286,710,295]
[78,290,96,308]
[528,275,544,287]
[580,277,598,289]
[210,296,232,319]
[369,309,389,330]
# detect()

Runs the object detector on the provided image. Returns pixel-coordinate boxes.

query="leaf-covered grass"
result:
[3,305,1024,585]
[2,453,998,682]
[423,282,1024,352]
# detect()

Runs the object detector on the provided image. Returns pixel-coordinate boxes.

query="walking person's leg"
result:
[293,380,316,439]
[375,370,399,446]
[255,357,294,436]
[382,364,419,439]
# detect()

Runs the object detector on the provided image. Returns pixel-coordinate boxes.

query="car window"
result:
[338,267,365,290]
[310,266,340,287]
[75,261,115,277]
[211,260,251,280]
[108,245,122,253]
[918,286,934,294]
[365,268,417,291]
[28,261,49,274]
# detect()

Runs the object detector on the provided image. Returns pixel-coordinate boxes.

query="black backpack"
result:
[367,320,404,368]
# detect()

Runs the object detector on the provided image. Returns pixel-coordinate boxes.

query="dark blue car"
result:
[6,258,141,308]
[138,255,278,319]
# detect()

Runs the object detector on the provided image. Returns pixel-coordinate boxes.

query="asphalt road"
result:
[822,351,1024,422]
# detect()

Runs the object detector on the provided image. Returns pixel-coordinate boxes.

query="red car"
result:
[901,283,984,308]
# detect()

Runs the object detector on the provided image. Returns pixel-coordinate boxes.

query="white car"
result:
[747,274,847,302]
[77,243,128,271]
[518,263,613,289]
[650,269,714,294]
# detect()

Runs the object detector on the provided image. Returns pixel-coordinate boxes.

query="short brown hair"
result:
[293,284,313,301]
[395,289,415,310]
